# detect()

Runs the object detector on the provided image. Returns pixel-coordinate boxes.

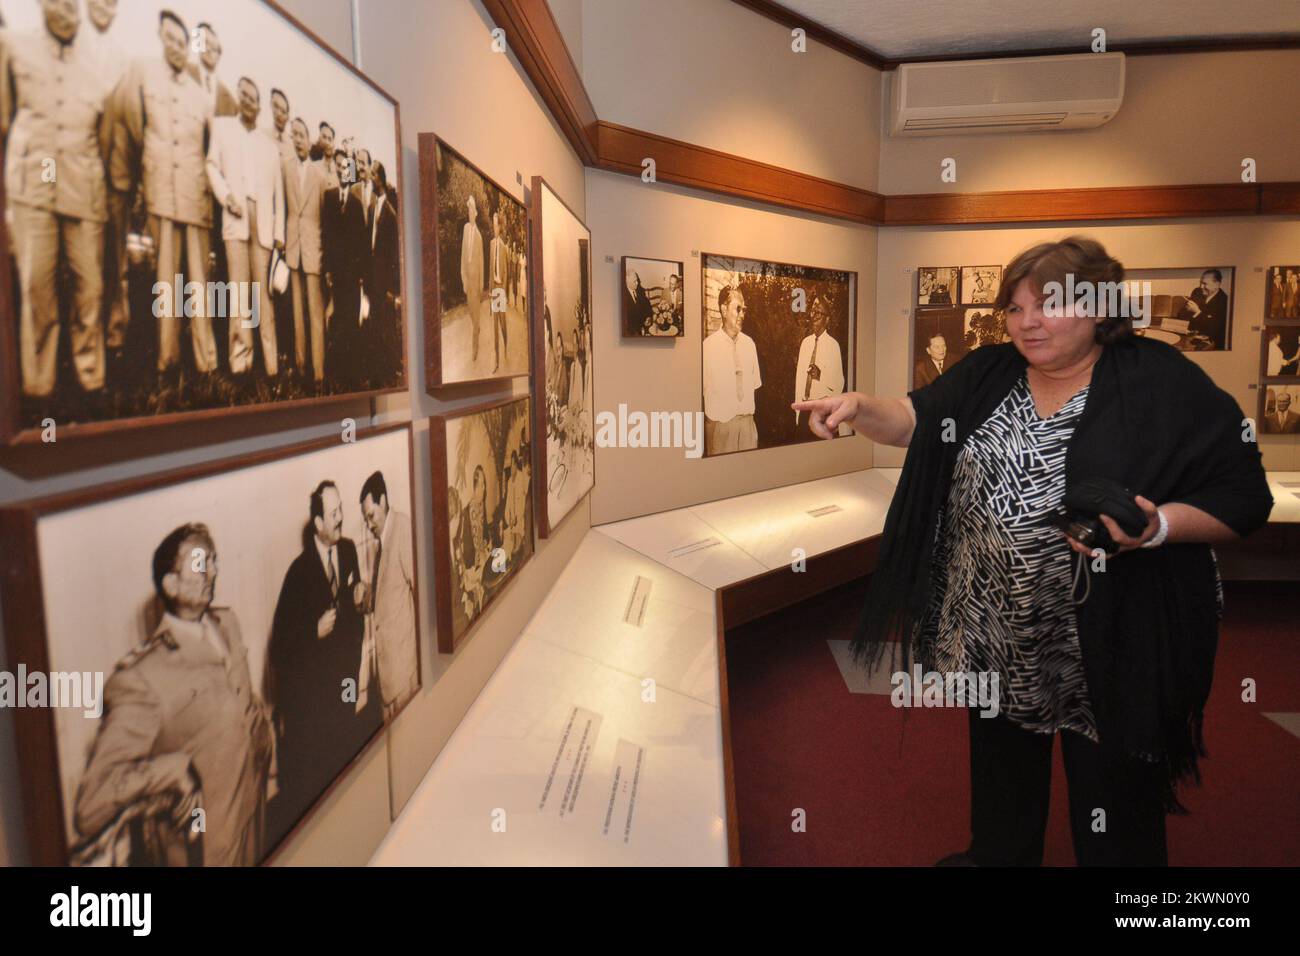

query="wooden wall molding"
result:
[594,121,884,223]
[486,0,1300,227]
[483,0,598,163]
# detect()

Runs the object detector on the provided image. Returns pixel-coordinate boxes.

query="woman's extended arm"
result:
[791,393,917,447]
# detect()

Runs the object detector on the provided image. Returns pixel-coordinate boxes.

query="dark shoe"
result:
[935,850,977,867]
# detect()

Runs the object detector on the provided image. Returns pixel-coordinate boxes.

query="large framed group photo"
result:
[0,424,421,866]
[0,0,407,443]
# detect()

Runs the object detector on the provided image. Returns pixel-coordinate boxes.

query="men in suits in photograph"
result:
[269,88,294,164]
[488,211,509,372]
[367,159,401,382]
[188,21,237,117]
[266,481,380,839]
[351,148,374,226]
[359,472,418,721]
[702,287,761,455]
[284,117,326,382]
[1180,269,1229,349]
[794,296,845,431]
[118,9,217,387]
[73,523,272,867]
[312,122,340,191]
[1267,391,1300,434]
[914,332,948,388]
[82,0,132,368]
[1,0,107,400]
[322,149,368,386]
[460,194,485,364]
[207,76,285,379]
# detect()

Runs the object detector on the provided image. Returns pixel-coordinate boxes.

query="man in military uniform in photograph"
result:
[72,523,273,866]
[0,0,108,402]
[116,9,217,387]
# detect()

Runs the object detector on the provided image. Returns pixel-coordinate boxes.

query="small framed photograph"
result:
[960,265,1002,304]
[429,395,535,653]
[1127,267,1235,351]
[621,257,684,337]
[916,266,959,306]
[1261,324,1300,380]
[1266,266,1300,320]
[1260,384,1300,435]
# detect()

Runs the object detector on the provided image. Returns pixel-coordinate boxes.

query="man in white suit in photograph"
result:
[283,117,326,382]
[206,76,285,379]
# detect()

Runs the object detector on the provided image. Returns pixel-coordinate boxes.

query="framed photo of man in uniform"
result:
[419,134,530,386]
[429,395,534,653]
[0,0,407,444]
[0,424,421,865]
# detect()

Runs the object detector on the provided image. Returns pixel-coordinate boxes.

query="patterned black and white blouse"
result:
[921,372,1098,742]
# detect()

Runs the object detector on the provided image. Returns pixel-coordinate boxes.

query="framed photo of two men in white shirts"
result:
[0,425,422,865]
[0,0,407,443]
[700,253,856,458]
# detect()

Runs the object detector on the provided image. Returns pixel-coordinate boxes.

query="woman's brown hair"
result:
[994,235,1132,345]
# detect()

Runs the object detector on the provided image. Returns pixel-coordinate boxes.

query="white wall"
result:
[586,170,876,523]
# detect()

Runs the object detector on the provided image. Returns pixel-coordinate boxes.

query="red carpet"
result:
[724,579,1300,866]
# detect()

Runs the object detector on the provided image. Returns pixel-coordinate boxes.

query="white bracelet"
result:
[1141,508,1169,549]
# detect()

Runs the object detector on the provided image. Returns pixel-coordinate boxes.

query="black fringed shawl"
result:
[852,337,1274,812]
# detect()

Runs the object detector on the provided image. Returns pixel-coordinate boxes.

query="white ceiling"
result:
[775,0,1300,60]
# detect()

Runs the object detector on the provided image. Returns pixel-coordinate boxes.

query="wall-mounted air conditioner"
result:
[890,52,1125,136]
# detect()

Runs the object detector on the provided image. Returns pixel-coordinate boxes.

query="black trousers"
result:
[966,708,1169,866]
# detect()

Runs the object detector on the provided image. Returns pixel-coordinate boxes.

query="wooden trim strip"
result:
[484,0,1300,227]
[482,0,599,163]
[595,121,884,223]
[881,182,1266,226]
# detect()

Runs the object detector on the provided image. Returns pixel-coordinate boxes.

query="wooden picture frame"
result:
[528,176,595,537]
[700,251,857,457]
[959,265,1003,305]
[419,133,531,388]
[0,422,420,865]
[916,266,960,306]
[1127,266,1236,351]
[429,395,535,653]
[1265,265,1300,321]
[621,256,684,337]
[0,0,409,444]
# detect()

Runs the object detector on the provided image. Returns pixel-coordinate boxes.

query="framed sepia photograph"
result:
[621,256,683,337]
[1261,324,1300,380]
[419,134,530,387]
[960,265,1002,304]
[916,266,959,305]
[701,252,856,457]
[1260,384,1300,435]
[1127,266,1235,351]
[0,424,420,866]
[429,395,534,653]
[1266,266,1300,320]
[529,176,594,537]
[0,0,407,444]
[911,306,1008,390]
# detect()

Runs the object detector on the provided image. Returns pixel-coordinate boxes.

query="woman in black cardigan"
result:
[793,236,1273,866]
